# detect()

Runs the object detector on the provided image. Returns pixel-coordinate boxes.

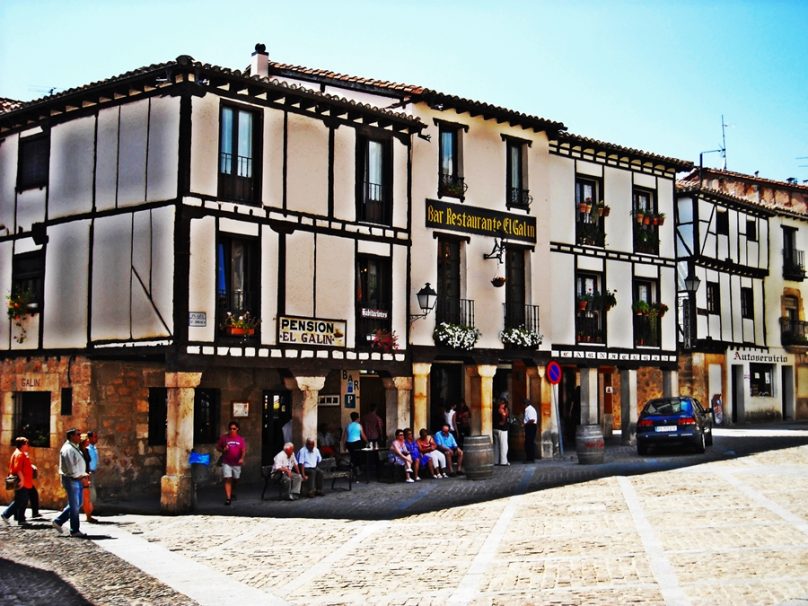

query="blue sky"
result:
[2,0,806,182]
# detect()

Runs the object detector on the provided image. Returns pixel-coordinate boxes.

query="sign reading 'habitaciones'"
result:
[278,316,346,347]
[425,199,536,243]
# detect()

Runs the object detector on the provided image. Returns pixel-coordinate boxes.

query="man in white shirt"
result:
[523,399,538,463]
[52,428,89,537]
[297,438,324,498]
[272,442,302,501]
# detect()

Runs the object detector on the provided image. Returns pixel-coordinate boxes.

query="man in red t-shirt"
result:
[2,436,35,526]
[216,421,246,506]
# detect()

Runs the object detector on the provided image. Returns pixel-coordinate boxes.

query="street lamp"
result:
[410,283,438,322]
[684,271,701,348]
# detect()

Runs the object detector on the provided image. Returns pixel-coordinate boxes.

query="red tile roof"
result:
[552,132,693,172]
[0,97,23,114]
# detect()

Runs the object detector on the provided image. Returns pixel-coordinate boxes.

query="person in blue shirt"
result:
[297,438,324,497]
[342,412,367,480]
[434,424,464,476]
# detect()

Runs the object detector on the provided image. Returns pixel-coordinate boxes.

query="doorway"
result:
[430,363,463,433]
[559,367,580,446]
[262,390,291,465]
[731,365,744,424]
[782,366,794,420]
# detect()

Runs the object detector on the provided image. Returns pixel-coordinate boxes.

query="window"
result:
[749,363,774,397]
[148,388,168,446]
[633,188,658,254]
[216,235,260,337]
[741,287,754,319]
[11,250,45,312]
[505,138,530,209]
[633,279,661,347]
[505,246,527,329]
[576,176,604,247]
[60,388,73,416]
[576,272,605,344]
[218,104,261,203]
[746,219,757,242]
[17,133,49,191]
[356,135,392,224]
[14,392,51,448]
[783,226,805,281]
[436,237,462,324]
[706,281,720,314]
[194,388,220,445]
[438,123,466,198]
[716,210,729,235]
[356,255,392,346]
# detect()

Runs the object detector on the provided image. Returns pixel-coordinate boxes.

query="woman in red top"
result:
[1,436,35,526]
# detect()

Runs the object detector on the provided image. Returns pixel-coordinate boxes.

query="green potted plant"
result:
[433,322,481,350]
[654,302,669,317]
[654,212,666,226]
[632,300,650,316]
[6,288,38,344]
[221,311,260,336]
[577,292,592,312]
[499,325,543,349]
[598,201,611,217]
[595,289,617,312]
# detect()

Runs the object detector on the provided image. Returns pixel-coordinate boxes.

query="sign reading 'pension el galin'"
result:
[425,199,536,243]
[278,316,346,347]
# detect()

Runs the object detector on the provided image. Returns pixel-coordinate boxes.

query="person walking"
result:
[523,399,538,463]
[342,412,367,481]
[52,428,89,537]
[216,421,246,506]
[82,431,99,523]
[1,437,35,527]
[493,396,510,466]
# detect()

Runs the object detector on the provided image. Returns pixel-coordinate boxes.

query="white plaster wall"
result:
[146,96,180,202]
[95,107,120,211]
[91,214,133,340]
[603,167,632,253]
[285,231,315,318]
[392,244,408,340]
[14,188,46,233]
[263,109,284,207]
[188,216,216,343]
[576,160,602,179]
[549,253,576,345]
[547,155,575,245]
[49,115,95,218]
[0,241,12,346]
[0,136,17,231]
[657,177,675,259]
[606,260,633,349]
[42,220,89,348]
[315,234,354,323]
[131,206,174,338]
[261,225,280,345]
[392,140,408,229]
[190,94,220,198]
[332,126,355,221]
[117,99,149,208]
[287,113,327,215]
[660,265,677,351]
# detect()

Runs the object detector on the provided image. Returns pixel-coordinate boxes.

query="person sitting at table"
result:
[416,428,448,478]
[403,428,438,479]
[297,438,325,498]
[388,429,416,483]
[272,442,302,501]
[435,424,464,476]
[342,412,367,481]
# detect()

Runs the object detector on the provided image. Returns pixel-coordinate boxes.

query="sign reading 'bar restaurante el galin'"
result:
[425,199,536,243]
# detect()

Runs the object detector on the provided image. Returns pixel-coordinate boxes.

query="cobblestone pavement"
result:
[2,425,808,605]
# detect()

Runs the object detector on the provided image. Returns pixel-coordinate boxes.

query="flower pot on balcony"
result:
[577,299,589,312]
[578,203,591,214]
[635,211,645,224]
[600,206,611,217]
[227,327,255,336]
[643,215,652,225]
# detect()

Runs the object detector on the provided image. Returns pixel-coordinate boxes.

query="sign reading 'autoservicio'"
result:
[425,199,536,243]
[278,316,346,347]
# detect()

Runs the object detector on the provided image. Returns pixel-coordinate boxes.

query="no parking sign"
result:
[546,360,562,385]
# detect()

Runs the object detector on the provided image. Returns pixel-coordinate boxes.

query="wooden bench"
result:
[261,457,352,500]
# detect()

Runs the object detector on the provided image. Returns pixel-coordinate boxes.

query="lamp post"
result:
[410,283,437,323]
[684,271,701,349]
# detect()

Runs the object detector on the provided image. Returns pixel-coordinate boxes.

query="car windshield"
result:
[643,399,693,416]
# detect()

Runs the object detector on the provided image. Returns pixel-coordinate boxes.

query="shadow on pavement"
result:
[0,557,92,606]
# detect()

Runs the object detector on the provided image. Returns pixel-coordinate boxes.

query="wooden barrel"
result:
[508,421,525,462]
[463,435,494,480]
[575,424,605,465]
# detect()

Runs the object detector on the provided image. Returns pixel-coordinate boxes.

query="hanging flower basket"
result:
[221,311,260,336]
[227,326,255,336]
[632,301,650,316]
[635,211,645,224]
[433,322,481,350]
[371,328,399,353]
[499,326,543,349]
[491,276,507,287]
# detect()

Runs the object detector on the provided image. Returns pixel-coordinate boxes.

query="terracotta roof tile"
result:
[0,97,22,113]
[553,132,693,171]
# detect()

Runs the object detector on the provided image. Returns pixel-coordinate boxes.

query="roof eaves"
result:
[553,132,693,172]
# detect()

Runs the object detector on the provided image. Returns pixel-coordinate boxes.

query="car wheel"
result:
[637,443,649,456]
[694,431,706,454]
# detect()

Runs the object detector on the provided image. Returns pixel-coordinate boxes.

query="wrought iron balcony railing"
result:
[781,317,808,347]
[634,314,661,347]
[219,152,256,203]
[783,248,806,281]
[508,187,533,209]
[503,302,540,333]
[576,310,604,344]
[360,181,390,224]
[576,220,605,247]
[438,172,468,198]
[436,296,475,327]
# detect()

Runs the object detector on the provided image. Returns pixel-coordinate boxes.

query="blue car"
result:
[636,396,713,455]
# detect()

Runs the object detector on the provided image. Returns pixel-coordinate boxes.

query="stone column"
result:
[383,377,413,439]
[663,369,679,398]
[161,371,202,514]
[466,366,482,434]
[412,363,432,435]
[579,367,599,425]
[290,376,326,445]
[620,368,638,445]
[535,366,559,458]
[477,364,498,437]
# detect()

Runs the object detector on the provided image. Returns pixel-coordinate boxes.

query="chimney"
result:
[251,43,269,78]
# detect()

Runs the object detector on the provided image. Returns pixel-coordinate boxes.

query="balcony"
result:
[634,314,661,347]
[218,152,256,203]
[508,187,533,210]
[217,289,259,340]
[576,312,604,344]
[503,302,540,332]
[438,172,468,199]
[436,296,475,327]
[360,181,390,225]
[576,220,605,247]
[783,248,806,281]
[781,317,808,348]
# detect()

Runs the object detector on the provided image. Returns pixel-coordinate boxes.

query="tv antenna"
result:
[698,115,728,186]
